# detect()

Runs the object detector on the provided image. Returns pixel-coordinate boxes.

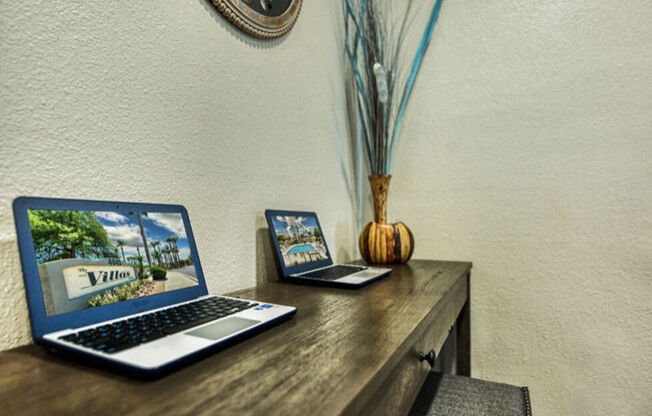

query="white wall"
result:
[387,1,652,415]
[0,1,356,349]
[1,1,651,416]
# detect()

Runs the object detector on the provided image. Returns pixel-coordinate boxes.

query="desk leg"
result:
[456,271,471,376]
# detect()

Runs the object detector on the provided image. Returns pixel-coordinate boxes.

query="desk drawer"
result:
[354,276,468,416]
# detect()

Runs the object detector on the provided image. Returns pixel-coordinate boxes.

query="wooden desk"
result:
[0,260,472,416]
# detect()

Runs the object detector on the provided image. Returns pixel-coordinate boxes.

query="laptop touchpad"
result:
[186,317,260,340]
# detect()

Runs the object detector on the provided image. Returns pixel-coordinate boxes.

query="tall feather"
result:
[388,0,444,173]
[343,0,444,175]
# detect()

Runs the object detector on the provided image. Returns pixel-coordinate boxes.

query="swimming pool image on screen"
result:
[271,215,328,267]
[287,244,318,254]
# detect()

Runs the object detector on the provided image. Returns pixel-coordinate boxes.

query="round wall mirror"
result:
[212,0,303,40]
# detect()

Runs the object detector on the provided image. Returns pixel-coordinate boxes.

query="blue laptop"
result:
[13,197,296,378]
[265,209,391,288]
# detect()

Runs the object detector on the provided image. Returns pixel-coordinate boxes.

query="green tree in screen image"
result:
[166,235,180,267]
[150,240,162,266]
[29,210,113,263]
[128,255,145,279]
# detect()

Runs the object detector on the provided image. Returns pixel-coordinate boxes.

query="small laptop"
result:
[265,209,391,288]
[13,197,296,378]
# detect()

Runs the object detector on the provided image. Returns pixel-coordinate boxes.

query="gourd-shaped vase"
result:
[358,174,414,264]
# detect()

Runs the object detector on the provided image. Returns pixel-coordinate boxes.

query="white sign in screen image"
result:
[62,265,137,300]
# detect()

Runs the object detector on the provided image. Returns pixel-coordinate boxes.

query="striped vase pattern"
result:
[359,175,414,264]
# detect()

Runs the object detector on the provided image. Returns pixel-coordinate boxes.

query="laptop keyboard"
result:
[301,265,366,281]
[58,297,258,354]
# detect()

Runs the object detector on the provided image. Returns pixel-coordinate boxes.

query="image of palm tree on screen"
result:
[29,209,199,312]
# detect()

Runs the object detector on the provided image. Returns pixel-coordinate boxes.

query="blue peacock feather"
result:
[343,0,445,175]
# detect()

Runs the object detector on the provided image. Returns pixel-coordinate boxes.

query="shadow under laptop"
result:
[5,344,146,384]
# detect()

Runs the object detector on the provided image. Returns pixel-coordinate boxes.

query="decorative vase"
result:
[358,174,414,264]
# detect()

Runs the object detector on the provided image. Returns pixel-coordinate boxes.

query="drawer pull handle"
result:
[418,350,436,368]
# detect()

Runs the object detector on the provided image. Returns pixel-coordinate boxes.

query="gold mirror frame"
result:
[213,0,303,40]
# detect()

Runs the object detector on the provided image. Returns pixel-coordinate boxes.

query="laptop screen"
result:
[268,214,329,268]
[27,209,200,316]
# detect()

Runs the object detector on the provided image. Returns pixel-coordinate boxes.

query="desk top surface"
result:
[0,260,471,416]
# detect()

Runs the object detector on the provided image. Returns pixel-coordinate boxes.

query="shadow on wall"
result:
[254,212,280,285]
[334,220,353,263]
[0,235,32,350]
[329,42,372,239]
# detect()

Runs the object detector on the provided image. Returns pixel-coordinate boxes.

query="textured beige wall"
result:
[0,2,356,349]
[1,1,651,416]
[384,1,652,415]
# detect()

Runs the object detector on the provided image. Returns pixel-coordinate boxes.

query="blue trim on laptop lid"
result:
[264,209,334,278]
[13,197,209,340]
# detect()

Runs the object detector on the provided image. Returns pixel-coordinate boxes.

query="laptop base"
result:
[288,268,390,289]
[41,309,296,380]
